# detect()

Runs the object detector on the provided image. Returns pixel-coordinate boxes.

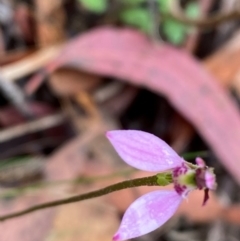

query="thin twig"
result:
[165,8,240,28]
[0,45,62,82]
[0,113,65,143]
[0,175,159,221]
[0,77,34,119]
[148,0,161,40]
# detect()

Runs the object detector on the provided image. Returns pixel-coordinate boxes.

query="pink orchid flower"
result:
[106,130,216,241]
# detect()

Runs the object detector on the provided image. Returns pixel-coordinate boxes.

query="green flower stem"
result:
[0,150,208,199]
[0,168,136,199]
[0,175,159,222]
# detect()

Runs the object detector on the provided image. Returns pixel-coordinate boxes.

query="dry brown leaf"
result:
[204,31,240,88]
[222,205,240,225]
[35,0,66,46]
[168,113,194,153]
[49,68,101,97]
[14,3,34,43]
[0,114,121,240]
[0,196,55,241]
[46,198,119,241]
[177,190,223,223]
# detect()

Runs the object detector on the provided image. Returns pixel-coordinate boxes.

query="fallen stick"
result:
[0,44,62,82]
[0,113,65,143]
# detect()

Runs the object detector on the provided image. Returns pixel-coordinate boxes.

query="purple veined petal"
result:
[106,130,183,172]
[113,190,182,241]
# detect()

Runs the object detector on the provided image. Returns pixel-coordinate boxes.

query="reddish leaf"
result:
[36,27,240,184]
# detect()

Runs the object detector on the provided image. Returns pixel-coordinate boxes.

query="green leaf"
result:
[186,2,200,19]
[158,0,186,44]
[182,150,209,160]
[121,0,146,6]
[156,172,172,186]
[120,8,152,34]
[157,0,170,13]
[79,0,107,13]
[160,0,201,45]
[163,19,187,45]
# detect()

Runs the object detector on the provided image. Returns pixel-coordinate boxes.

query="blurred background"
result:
[1,0,240,240]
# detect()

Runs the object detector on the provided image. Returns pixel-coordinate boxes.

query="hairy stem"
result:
[0,168,136,199]
[0,175,159,222]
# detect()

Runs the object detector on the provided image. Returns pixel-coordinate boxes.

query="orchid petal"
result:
[106,130,183,171]
[113,190,182,241]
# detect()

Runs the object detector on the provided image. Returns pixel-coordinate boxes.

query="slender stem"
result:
[0,175,159,222]
[148,0,161,41]
[0,168,136,199]
[165,9,240,28]
[0,152,208,199]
